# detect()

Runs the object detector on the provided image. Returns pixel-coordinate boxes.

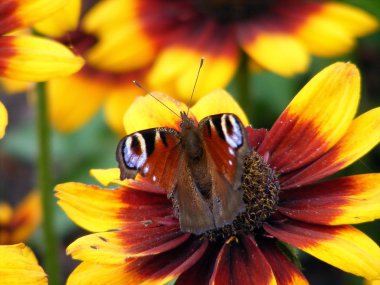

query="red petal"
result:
[123,237,208,284]
[118,224,190,256]
[246,127,267,150]
[279,174,380,225]
[260,239,308,285]
[176,245,220,285]
[210,235,276,285]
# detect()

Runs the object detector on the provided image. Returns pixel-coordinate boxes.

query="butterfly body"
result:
[117,112,249,234]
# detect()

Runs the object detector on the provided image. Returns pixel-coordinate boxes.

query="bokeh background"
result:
[0,0,379,284]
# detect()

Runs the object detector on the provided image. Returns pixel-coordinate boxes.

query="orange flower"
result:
[57,62,380,284]
[0,192,41,245]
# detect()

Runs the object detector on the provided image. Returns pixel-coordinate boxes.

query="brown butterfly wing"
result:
[173,156,215,234]
[199,114,249,227]
[116,128,181,194]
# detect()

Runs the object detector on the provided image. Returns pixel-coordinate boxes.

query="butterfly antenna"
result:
[186,57,204,116]
[132,81,181,119]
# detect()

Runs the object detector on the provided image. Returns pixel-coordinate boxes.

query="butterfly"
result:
[116,108,250,235]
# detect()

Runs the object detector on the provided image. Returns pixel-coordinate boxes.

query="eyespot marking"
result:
[123,133,147,170]
[221,114,243,149]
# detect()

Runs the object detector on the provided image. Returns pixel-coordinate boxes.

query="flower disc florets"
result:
[203,150,280,241]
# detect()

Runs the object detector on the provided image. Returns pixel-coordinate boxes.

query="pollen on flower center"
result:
[190,0,273,22]
[203,150,280,241]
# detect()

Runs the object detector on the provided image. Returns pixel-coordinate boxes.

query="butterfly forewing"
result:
[199,113,248,187]
[117,128,181,192]
[198,113,249,227]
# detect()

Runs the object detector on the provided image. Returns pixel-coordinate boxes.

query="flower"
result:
[38,0,377,135]
[0,0,84,81]
[30,1,148,134]
[0,191,41,245]
[86,0,377,101]
[0,243,47,284]
[56,62,380,284]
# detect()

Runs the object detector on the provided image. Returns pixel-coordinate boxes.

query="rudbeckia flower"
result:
[0,192,41,245]
[0,0,84,81]
[0,243,47,284]
[86,0,377,102]
[44,0,377,135]
[31,1,147,134]
[56,62,380,284]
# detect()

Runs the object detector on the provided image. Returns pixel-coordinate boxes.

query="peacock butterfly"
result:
[116,59,249,234]
[116,109,249,234]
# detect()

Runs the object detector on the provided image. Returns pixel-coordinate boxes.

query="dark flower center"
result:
[203,151,280,241]
[190,0,274,23]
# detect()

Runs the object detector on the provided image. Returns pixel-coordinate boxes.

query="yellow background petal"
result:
[34,0,81,37]
[5,0,66,32]
[322,2,378,37]
[242,33,309,76]
[1,36,84,81]
[47,75,106,132]
[104,87,141,136]
[0,243,47,284]
[0,100,8,139]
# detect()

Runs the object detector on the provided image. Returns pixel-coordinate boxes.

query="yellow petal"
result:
[90,168,121,187]
[123,92,192,134]
[147,46,238,102]
[0,100,7,139]
[296,10,355,57]
[282,107,380,188]
[190,89,249,126]
[265,222,380,280]
[0,77,32,93]
[82,0,137,35]
[0,0,66,34]
[241,33,309,76]
[55,182,124,232]
[0,243,47,284]
[0,36,84,81]
[11,191,41,243]
[259,62,360,173]
[86,23,155,72]
[34,0,81,37]
[104,86,141,136]
[67,232,127,265]
[47,74,106,132]
[321,2,378,37]
[67,262,129,285]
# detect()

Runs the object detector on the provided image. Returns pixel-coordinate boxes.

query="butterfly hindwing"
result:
[117,128,181,193]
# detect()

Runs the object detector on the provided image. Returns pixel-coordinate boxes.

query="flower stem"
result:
[235,52,251,108]
[36,82,60,285]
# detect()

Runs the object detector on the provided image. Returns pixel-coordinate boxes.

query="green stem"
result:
[36,82,60,285]
[235,52,251,108]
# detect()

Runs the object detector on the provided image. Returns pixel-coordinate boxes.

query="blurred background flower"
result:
[0,191,41,245]
[8,0,375,135]
[0,0,84,82]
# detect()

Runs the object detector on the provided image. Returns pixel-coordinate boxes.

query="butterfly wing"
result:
[173,157,215,234]
[198,113,249,227]
[116,128,181,193]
